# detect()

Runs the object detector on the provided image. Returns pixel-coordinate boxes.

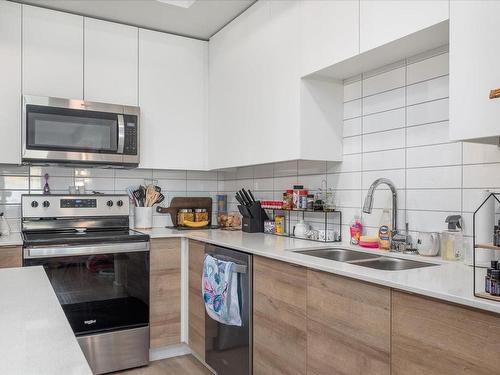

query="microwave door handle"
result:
[117,114,125,153]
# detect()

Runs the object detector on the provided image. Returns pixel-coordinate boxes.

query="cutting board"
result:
[156,197,212,226]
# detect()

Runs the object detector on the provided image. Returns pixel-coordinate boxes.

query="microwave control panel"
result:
[123,115,138,155]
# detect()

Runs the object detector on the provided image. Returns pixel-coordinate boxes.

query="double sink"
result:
[296,248,437,271]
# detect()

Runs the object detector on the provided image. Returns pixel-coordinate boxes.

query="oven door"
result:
[23,241,149,336]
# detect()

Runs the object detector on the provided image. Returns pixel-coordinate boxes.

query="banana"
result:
[183,220,209,228]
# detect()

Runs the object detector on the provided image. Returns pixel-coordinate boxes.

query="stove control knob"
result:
[43,201,50,208]
[107,200,114,207]
[117,200,123,207]
[31,201,38,208]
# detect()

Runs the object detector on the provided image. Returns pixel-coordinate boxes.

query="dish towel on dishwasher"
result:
[202,254,242,326]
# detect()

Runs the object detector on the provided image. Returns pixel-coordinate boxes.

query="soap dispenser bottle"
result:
[441,215,463,261]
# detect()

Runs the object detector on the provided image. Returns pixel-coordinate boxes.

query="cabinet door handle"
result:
[489,88,500,99]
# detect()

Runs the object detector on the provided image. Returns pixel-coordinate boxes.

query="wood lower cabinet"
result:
[188,240,206,361]
[150,238,181,349]
[0,246,22,268]
[307,270,391,375]
[392,291,500,375]
[253,256,307,375]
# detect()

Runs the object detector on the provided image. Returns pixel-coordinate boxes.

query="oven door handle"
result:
[24,241,150,259]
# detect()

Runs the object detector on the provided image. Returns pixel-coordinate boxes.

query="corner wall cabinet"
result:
[450,0,500,143]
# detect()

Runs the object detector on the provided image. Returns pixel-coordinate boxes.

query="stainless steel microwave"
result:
[22,95,140,167]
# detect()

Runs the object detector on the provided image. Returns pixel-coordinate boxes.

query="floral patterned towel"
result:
[202,254,242,326]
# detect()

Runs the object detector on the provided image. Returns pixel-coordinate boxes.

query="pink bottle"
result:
[349,215,363,245]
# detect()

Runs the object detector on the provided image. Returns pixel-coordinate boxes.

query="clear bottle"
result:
[440,215,464,261]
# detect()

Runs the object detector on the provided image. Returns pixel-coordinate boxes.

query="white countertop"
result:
[0,232,22,246]
[141,227,500,315]
[0,266,92,375]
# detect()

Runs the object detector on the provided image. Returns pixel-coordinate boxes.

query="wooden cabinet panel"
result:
[84,18,138,105]
[0,1,21,165]
[307,270,390,375]
[150,238,181,349]
[22,5,83,99]
[0,246,22,268]
[188,240,205,360]
[392,291,500,374]
[253,256,307,375]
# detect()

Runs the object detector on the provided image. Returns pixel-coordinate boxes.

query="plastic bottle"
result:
[378,209,391,250]
[0,213,11,237]
[350,215,363,245]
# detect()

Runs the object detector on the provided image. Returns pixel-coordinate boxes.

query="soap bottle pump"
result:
[441,215,463,261]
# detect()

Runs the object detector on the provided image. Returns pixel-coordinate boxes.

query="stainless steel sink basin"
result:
[350,257,437,270]
[296,248,437,270]
[296,248,380,262]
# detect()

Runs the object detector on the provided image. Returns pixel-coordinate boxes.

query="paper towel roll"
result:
[475,190,495,266]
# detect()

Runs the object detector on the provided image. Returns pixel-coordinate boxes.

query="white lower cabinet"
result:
[450,0,500,143]
[0,0,21,165]
[139,29,208,170]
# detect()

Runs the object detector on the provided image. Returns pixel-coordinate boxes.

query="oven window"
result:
[24,251,149,336]
[26,105,118,153]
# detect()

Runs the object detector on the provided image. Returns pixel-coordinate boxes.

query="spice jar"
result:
[282,189,293,209]
[306,194,314,210]
[194,208,209,222]
[177,209,194,226]
[491,269,500,296]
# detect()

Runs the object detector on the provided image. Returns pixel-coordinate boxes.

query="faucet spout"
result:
[362,178,398,233]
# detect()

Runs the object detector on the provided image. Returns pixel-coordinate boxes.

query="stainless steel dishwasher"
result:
[204,244,252,375]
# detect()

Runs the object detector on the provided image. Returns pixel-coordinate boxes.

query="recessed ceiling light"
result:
[156,0,197,8]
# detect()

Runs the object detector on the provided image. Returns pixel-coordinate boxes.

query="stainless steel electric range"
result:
[21,194,150,374]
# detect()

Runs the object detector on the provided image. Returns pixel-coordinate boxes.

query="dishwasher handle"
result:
[206,252,247,274]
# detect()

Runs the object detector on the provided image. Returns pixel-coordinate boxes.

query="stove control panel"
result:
[22,195,130,218]
[60,199,97,208]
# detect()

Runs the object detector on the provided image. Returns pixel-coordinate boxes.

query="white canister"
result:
[134,207,153,229]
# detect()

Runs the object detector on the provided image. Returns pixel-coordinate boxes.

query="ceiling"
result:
[15,0,256,40]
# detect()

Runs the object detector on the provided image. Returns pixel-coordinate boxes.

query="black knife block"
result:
[238,202,268,233]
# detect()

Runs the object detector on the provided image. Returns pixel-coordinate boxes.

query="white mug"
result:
[293,220,310,238]
[416,232,440,256]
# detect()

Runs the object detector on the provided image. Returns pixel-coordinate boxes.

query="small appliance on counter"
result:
[21,194,150,374]
[235,189,269,233]
[157,196,218,229]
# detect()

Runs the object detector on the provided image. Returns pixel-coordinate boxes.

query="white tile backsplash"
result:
[406,142,462,168]
[407,98,449,126]
[406,121,450,147]
[363,66,405,97]
[407,75,449,105]
[407,52,449,85]
[406,166,462,189]
[363,108,405,134]
[343,117,362,137]
[363,87,405,115]
[362,128,405,153]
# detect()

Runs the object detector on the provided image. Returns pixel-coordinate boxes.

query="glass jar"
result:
[177,209,194,226]
[194,208,209,222]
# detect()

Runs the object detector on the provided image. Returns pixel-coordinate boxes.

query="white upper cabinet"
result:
[208,0,343,169]
[23,5,83,99]
[300,0,359,77]
[209,1,302,169]
[0,1,21,164]
[360,0,449,53]
[84,18,138,105]
[139,29,208,170]
[449,1,500,143]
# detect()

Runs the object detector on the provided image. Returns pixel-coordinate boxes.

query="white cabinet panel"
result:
[84,18,138,105]
[0,1,21,164]
[450,1,500,142]
[360,0,449,53]
[139,29,207,170]
[22,5,83,99]
[300,0,359,76]
[208,1,302,169]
